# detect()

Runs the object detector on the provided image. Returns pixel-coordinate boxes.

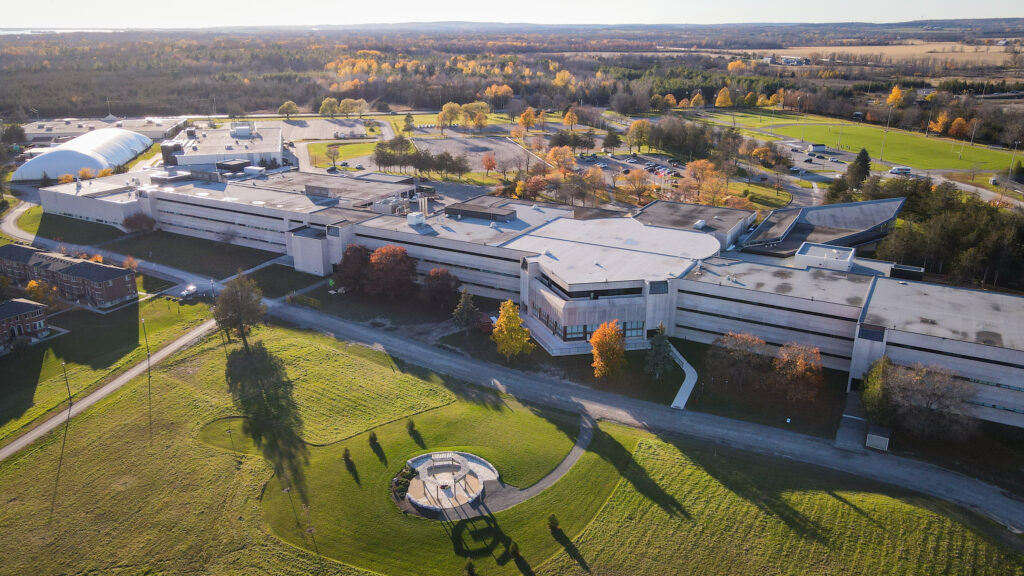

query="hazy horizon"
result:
[4,0,1024,31]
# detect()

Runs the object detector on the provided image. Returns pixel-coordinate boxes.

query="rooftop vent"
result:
[693,219,706,230]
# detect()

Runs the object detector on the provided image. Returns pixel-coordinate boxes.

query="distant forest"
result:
[1,21,1022,145]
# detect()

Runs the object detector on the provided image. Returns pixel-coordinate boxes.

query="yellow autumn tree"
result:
[948,117,970,140]
[58,174,74,184]
[928,111,950,135]
[546,146,576,176]
[662,93,677,108]
[727,60,747,73]
[491,300,535,361]
[715,87,733,108]
[26,280,57,306]
[886,85,903,107]
[563,108,578,131]
[590,320,626,378]
[690,91,706,108]
[518,107,537,132]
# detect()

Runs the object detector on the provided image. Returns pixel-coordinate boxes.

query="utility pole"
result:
[142,317,151,442]
[879,106,894,163]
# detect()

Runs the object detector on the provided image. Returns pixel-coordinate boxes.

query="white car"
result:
[597,162,608,168]
[180,284,198,299]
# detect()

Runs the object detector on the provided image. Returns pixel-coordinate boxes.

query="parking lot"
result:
[253,118,367,141]
[414,136,535,167]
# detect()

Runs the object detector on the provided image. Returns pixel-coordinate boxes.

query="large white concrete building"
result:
[33,169,1024,428]
[162,122,282,168]
[22,115,185,144]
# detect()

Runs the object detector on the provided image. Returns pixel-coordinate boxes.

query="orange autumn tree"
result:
[771,342,825,402]
[481,152,497,176]
[590,320,626,378]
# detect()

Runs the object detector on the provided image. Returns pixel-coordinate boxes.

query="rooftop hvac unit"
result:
[693,219,706,230]
[407,212,426,226]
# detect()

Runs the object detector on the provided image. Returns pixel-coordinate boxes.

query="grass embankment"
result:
[0,323,1019,575]
[243,264,320,299]
[701,109,841,130]
[308,141,378,167]
[770,123,1016,171]
[104,231,277,280]
[0,297,209,446]
[17,205,125,245]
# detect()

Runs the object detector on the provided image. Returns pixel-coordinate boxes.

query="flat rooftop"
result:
[685,257,875,308]
[175,127,282,157]
[797,242,855,260]
[359,200,572,245]
[504,217,720,285]
[159,180,336,215]
[231,171,412,204]
[862,278,1024,352]
[24,117,184,137]
[634,201,754,235]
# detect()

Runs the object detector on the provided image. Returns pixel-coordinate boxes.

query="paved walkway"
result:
[835,394,868,452]
[403,415,594,521]
[0,319,218,464]
[669,343,698,409]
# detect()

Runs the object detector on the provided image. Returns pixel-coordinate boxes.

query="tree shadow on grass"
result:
[683,442,825,543]
[591,425,689,519]
[226,341,309,502]
[370,437,388,466]
[344,457,360,487]
[552,527,590,573]
[395,357,510,411]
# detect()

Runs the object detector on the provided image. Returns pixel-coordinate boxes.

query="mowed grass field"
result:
[769,123,1016,171]
[0,297,209,446]
[105,231,278,280]
[537,438,1024,576]
[0,323,1021,575]
[308,141,378,167]
[17,205,125,245]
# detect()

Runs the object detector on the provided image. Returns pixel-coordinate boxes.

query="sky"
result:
[4,0,1023,29]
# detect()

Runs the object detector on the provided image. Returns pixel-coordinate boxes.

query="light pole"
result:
[60,361,71,409]
[1009,140,1021,181]
[879,106,894,163]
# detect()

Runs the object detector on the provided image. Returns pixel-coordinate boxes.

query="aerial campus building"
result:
[22,115,185,144]
[34,168,1024,428]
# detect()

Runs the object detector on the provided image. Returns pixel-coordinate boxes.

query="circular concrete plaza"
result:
[405,451,498,512]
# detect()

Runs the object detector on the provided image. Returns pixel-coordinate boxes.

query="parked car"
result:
[340,161,349,167]
[355,164,364,170]
[597,162,608,168]
[829,157,842,163]
[326,166,338,173]
[180,284,198,299]
[804,158,814,163]
[622,168,631,174]
[626,158,637,164]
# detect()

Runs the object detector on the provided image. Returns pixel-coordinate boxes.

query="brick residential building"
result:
[0,298,49,353]
[0,244,137,308]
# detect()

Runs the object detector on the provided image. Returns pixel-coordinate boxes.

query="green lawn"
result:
[128,142,162,169]
[17,205,125,245]
[243,264,321,299]
[104,231,278,280]
[0,296,209,446]
[770,123,1017,171]
[675,339,848,438]
[727,180,792,210]
[702,109,841,129]
[0,323,1019,575]
[536,437,1024,576]
[0,196,20,246]
[308,141,378,168]
[136,274,175,294]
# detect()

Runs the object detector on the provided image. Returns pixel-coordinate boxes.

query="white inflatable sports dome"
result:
[13,128,152,181]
